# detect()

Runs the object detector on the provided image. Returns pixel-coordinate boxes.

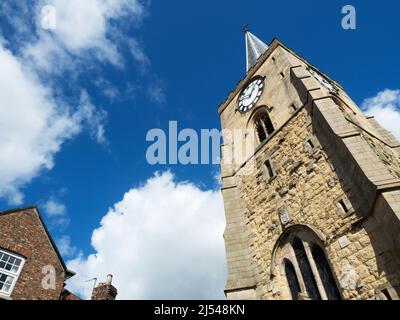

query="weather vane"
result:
[242,24,249,33]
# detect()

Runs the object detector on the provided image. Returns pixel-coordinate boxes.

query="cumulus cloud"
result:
[361,89,400,140]
[22,0,146,71]
[66,172,227,300]
[46,0,144,51]
[0,41,110,204]
[0,44,77,204]
[0,0,146,203]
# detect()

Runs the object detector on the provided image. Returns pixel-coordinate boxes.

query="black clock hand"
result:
[250,85,256,96]
[241,89,251,101]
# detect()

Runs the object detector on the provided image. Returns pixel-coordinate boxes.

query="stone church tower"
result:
[219,30,400,300]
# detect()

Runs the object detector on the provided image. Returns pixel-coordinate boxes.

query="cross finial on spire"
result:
[242,24,249,33]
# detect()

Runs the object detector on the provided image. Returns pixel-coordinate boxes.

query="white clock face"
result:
[238,77,264,113]
[308,68,338,94]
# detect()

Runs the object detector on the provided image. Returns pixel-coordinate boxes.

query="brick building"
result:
[220,31,400,300]
[0,206,117,300]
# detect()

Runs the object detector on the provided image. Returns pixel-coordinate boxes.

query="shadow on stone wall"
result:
[309,101,400,299]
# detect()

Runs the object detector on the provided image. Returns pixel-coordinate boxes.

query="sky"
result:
[0,0,400,299]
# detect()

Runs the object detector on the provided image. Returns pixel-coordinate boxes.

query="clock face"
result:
[308,68,338,94]
[238,77,264,113]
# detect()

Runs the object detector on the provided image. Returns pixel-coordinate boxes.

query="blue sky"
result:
[1,0,400,299]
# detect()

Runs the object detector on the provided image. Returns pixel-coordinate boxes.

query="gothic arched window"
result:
[292,237,321,300]
[254,111,274,143]
[311,245,341,300]
[275,227,342,300]
[284,259,301,300]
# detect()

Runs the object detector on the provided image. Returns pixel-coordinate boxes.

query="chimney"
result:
[106,274,113,285]
[91,274,118,300]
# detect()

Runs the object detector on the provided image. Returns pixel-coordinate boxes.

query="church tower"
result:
[219,30,400,300]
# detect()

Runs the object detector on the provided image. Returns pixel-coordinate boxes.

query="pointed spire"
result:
[244,27,269,72]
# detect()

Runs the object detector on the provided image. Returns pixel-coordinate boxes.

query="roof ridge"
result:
[0,205,76,279]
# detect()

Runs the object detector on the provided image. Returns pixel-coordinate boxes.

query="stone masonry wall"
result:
[234,106,399,299]
[234,105,400,299]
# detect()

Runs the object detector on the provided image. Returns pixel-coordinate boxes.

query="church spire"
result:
[244,26,269,72]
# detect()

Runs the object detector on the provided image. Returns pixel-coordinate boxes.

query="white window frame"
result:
[0,249,25,297]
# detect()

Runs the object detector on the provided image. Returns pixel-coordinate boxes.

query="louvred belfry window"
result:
[254,111,274,143]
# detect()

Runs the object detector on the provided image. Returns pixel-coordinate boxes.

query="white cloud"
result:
[43,198,66,217]
[148,79,167,105]
[42,197,70,229]
[0,44,77,204]
[213,170,222,189]
[0,0,160,210]
[66,172,227,300]
[94,78,120,100]
[56,235,77,258]
[361,89,400,140]
[0,1,142,203]
[23,0,146,71]
[23,33,75,74]
[0,2,32,45]
[47,0,144,52]
[128,38,150,70]
[74,91,108,145]
[0,43,107,204]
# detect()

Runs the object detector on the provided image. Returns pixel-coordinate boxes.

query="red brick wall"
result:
[91,284,118,300]
[0,208,66,300]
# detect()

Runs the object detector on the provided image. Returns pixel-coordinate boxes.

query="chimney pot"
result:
[106,274,113,285]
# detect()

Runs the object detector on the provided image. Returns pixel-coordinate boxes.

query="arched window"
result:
[292,237,321,300]
[284,259,301,300]
[311,245,341,300]
[275,226,342,300]
[254,111,274,143]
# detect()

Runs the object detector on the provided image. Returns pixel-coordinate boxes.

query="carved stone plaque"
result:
[278,206,290,225]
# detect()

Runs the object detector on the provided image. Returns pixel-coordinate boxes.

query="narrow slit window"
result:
[291,104,297,112]
[265,160,274,180]
[338,199,349,214]
[307,139,315,149]
[280,72,285,78]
